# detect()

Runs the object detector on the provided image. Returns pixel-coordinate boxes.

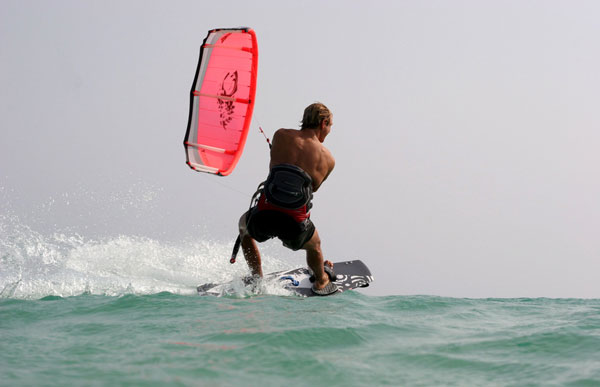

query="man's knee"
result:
[302,229,321,253]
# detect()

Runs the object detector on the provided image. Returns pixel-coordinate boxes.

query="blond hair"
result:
[300,102,331,130]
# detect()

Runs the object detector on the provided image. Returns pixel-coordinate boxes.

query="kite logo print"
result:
[218,71,238,129]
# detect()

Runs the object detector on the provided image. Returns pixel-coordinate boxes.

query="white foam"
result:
[0,216,293,299]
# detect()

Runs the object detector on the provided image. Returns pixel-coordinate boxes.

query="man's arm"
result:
[269,129,286,169]
[314,148,335,192]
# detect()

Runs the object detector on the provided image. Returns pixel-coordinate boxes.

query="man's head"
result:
[301,102,332,130]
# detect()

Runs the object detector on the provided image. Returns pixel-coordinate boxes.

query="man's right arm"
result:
[314,148,335,192]
[323,150,335,184]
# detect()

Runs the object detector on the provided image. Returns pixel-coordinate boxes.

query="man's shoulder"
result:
[273,128,302,143]
[322,145,335,166]
[274,128,297,136]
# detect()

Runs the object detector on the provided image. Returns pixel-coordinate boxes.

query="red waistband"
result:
[256,195,310,222]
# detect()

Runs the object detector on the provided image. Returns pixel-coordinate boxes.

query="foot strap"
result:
[309,265,336,283]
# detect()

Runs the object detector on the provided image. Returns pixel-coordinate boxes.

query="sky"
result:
[1,0,599,298]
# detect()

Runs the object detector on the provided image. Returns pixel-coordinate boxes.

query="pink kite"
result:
[184,27,258,176]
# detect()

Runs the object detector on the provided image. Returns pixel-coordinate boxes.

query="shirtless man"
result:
[237,102,337,295]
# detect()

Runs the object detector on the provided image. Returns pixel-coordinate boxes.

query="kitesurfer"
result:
[238,102,337,295]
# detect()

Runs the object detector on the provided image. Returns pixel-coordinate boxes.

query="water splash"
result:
[0,182,299,299]
[0,213,291,299]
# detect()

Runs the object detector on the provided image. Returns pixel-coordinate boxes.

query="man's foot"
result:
[311,265,338,296]
[312,280,338,296]
[242,273,262,286]
[309,264,336,283]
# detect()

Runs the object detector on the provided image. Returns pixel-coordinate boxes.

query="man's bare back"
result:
[269,126,335,192]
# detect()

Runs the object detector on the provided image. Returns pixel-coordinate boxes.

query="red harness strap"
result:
[256,195,310,222]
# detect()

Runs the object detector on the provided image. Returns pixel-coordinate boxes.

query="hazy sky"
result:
[1,0,599,297]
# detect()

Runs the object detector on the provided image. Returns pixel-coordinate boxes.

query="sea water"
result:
[2,218,600,386]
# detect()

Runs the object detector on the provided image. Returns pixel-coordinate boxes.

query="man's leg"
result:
[301,229,333,290]
[239,213,263,277]
[241,235,262,277]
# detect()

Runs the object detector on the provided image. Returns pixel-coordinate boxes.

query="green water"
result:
[2,293,599,386]
[1,221,599,385]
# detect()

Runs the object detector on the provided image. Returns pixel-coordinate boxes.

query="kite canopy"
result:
[184,27,258,176]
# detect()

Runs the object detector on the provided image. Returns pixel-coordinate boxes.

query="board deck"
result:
[197,260,373,297]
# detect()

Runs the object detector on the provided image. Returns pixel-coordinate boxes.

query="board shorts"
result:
[246,195,316,251]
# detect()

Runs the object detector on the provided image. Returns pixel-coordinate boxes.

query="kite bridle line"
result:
[258,125,272,149]
[200,124,270,200]
[253,115,272,149]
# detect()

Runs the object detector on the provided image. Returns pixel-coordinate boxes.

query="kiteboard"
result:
[197,260,373,297]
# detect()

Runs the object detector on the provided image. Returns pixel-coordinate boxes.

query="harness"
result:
[264,164,313,210]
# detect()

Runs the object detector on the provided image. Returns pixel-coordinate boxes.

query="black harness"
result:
[263,164,313,210]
